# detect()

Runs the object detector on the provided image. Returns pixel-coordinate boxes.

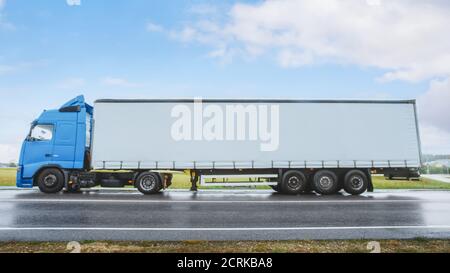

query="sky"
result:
[0,0,449,162]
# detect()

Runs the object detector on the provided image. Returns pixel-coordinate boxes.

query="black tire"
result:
[313,170,339,195]
[135,172,162,194]
[37,168,65,194]
[343,170,368,195]
[281,170,308,195]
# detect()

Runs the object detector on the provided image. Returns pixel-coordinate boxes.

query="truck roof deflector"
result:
[59,95,93,113]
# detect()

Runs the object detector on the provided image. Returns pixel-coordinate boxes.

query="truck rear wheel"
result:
[313,170,339,195]
[343,170,368,195]
[136,172,162,194]
[37,168,65,194]
[281,170,308,194]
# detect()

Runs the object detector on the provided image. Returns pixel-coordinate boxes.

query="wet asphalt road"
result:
[0,188,450,241]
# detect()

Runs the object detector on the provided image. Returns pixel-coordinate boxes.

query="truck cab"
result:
[16,96,93,191]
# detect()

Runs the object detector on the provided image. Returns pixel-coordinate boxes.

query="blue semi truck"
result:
[16,96,94,191]
[16,96,422,195]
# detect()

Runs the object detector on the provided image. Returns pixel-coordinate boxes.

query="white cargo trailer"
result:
[18,96,422,195]
[89,99,422,195]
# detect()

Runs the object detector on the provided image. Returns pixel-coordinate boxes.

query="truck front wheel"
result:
[313,170,339,195]
[37,168,65,194]
[136,172,162,194]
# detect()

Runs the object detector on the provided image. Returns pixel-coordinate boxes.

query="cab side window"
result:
[30,124,54,141]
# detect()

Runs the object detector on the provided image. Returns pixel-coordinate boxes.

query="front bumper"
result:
[16,166,33,188]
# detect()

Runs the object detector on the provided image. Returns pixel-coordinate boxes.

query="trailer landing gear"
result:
[190,171,199,192]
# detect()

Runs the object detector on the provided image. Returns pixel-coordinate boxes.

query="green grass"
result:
[372,175,450,190]
[170,173,192,189]
[0,168,16,186]
[0,239,449,253]
[3,167,450,190]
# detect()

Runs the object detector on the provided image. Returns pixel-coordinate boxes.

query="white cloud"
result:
[146,22,164,33]
[66,0,81,6]
[0,61,48,76]
[418,78,450,154]
[168,0,450,82]
[419,78,450,133]
[0,16,14,30]
[277,50,314,68]
[0,64,15,75]
[188,4,218,15]
[100,77,142,88]
[56,77,86,90]
[420,125,450,155]
[0,0,14,31]
[168,20,242,63]
[0,144,19,163]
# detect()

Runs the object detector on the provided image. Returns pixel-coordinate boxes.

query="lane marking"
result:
[0,198,447,204]
[0,225,450,231]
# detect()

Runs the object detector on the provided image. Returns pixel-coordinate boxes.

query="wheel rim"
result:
[318,175,333,190]
[287,176,301,190]
[140,175,156,191]
[349,175,364,190]
[43,174,57,188]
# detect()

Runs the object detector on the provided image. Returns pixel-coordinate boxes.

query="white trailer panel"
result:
[91,99,421,170]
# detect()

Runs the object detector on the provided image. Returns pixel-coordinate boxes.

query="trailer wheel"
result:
[281,170,307,195]
[344,170,368,195]
[37,168,65,194]
[313,170,339,195]
[135,172,162,194]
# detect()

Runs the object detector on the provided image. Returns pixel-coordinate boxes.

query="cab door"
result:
[52,121,77,169]
[21,123,55,178]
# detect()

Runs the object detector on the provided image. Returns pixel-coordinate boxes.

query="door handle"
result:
[45,154,59,158]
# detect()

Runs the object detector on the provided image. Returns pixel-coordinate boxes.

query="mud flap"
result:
[367,170,374,192]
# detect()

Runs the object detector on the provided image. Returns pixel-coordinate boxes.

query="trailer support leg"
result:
[190,171,199,192]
